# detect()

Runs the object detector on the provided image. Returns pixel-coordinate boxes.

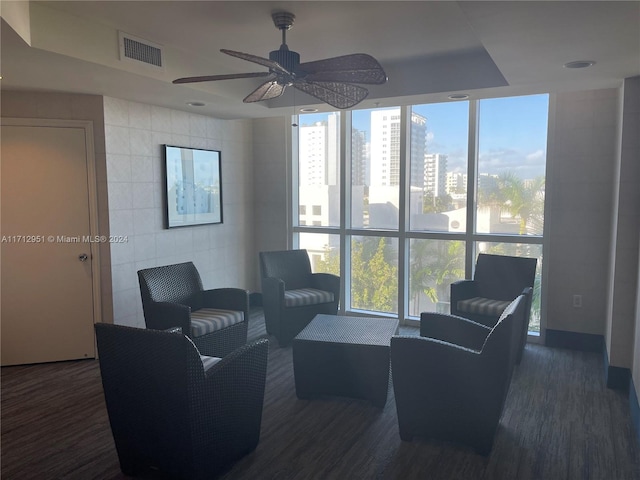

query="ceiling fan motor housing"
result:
[269,48,300,74]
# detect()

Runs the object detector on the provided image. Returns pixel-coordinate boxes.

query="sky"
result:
[299,93,549,180]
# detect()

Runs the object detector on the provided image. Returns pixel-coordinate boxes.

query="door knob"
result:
[78,253,88,262]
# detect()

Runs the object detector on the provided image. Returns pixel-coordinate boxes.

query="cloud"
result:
[526,149,545,161]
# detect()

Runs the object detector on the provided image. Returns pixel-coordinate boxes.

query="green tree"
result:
[351,237,398,313]
[409,240,465,315]
[315,238,398,313]
[423,191,454,214]
[478,172,545,235]
[315,244,340,276]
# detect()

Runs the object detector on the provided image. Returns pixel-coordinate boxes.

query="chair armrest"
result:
[193,339,269,457]
[391,335,512,430]
[420,312,491,351]
[450,279,477,316]
[262,277,285,302]
[204,338,269,382]
[391,336,487,389]
[393,335,479,357]
[392,335,508,395]
[201,288,250,319]
[310,273,340,296]
[163,326,183,334]
[450,279,477,300]
[148,302,191,333]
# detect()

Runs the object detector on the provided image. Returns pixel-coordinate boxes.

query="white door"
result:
[1,121,98,365]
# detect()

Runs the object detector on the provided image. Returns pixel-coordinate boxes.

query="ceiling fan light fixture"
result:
[563,60,595,69]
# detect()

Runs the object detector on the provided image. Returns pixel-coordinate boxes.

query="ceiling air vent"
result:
[118,32,164,70]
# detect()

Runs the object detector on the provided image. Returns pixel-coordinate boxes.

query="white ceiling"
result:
[1,1,639,119]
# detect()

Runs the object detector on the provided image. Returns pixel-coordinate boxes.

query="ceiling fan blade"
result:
[173,72,271,84]
[221,49,290,76]
[243,78,286,103]
[299,54,387,85]
[293,81,369,109]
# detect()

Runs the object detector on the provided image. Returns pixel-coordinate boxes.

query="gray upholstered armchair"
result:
[138,261,249,357]
[391,295,526,455]
[259,249,340,346]
[95,323,268,480]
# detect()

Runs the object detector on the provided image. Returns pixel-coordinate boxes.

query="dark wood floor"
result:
[2,310,639,480]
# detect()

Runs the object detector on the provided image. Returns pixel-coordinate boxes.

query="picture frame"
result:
[163,145,223,228]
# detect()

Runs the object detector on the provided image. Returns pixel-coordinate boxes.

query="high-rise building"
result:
[425,153,448,197]
[298,113,339,186]
[351,128,367,186]
[370,109,427,189]
[445,172,467,194]
[299,121,327,186]
[409,112,427,190]
[370,109,400,187]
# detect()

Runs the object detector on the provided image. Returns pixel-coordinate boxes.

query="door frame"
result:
[1,117,103,335]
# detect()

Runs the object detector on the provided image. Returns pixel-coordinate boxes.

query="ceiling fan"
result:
[173,11,388,109]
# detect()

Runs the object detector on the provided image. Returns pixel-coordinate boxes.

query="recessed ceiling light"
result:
[563,60,596,69]
[187,101,206,107]
[448,94,469,100]
[300,107,318,113]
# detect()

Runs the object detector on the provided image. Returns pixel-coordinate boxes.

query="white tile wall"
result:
[104,97,254,327]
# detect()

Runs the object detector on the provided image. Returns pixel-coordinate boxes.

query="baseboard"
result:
[603,346,631,392]
[630,378,640,443]
[607,366,631,392]
[544,329,603,352]
[545,330,631,392]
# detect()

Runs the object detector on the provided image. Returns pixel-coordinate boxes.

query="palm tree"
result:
[409,240,465,315]
[478,172,545,235]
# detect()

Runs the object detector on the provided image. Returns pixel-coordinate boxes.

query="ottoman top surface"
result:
[294,314,399,346]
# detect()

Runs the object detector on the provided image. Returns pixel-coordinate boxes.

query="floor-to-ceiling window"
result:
[294,94,548,335]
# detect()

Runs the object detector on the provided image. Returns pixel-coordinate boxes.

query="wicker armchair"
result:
[391,295,525,455]
[450,253,536,361]
[138,262,248,357]
[259,249,340,346]
[95,323,268,480]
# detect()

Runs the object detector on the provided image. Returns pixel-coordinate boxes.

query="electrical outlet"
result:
[572,294,583,308]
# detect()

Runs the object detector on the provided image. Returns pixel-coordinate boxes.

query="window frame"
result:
[292,96,548,342]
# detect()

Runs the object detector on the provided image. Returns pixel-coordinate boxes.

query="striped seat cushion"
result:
[284,288,334,308]
[457,297,512,317]
[189,308,244,338]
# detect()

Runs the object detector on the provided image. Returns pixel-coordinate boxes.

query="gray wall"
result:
[251,116,292,286]
[614,77,640,401]
[545,89,618,336]
[545,83,638,375]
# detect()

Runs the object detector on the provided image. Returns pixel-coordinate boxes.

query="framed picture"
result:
[163,145,223,228]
